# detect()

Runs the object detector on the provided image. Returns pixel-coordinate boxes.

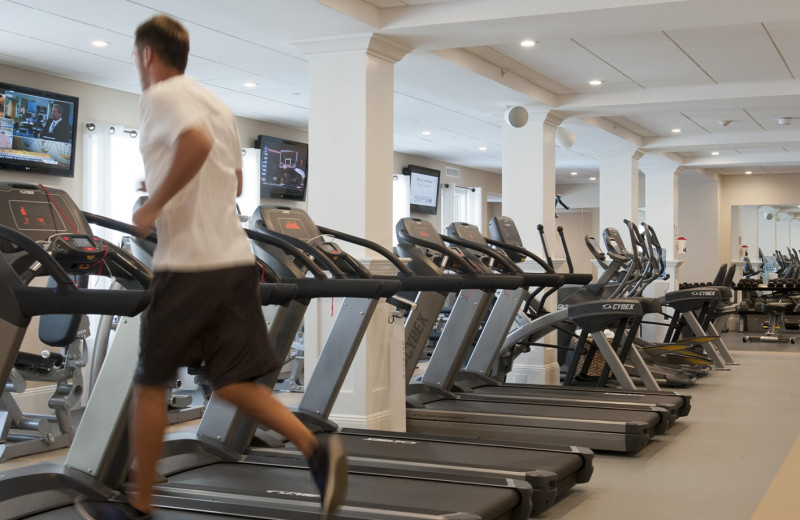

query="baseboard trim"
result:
[330,409,404,432]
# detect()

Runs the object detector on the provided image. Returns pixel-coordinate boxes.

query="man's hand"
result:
[132,199,159,238]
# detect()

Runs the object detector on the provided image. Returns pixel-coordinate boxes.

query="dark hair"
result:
[134,15,189,72]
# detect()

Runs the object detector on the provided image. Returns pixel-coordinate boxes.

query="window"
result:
[441,184,481,233]
[392,174,410,246]
[82,122,144,245]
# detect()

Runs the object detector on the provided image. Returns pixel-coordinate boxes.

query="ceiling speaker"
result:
[505,106,529,128]
[555,127,577,149]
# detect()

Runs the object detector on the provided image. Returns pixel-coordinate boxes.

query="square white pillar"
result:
[295,35,410,430]
[597,148,643,235]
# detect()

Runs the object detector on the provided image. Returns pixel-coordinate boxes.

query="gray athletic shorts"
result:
[135,264,282,390]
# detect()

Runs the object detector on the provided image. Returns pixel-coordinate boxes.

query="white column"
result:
[502,107,562,258]
[501,107,562,384]
[298,34,409,253]
[295,35,410,431]
[641,162,684,292]
[597,148,643,236]
[642,163,682,260]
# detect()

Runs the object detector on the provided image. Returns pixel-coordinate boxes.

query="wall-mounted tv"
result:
[0,81,79,178]
[256,134,308,201]
[404,164,440,215]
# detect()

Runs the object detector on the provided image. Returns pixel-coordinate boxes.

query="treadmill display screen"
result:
[71,236,95,249]
[491,217,523,247]
[9,200,67,231]
[401,219,445,247]
[450,222,488,246]
[276,216,314,241]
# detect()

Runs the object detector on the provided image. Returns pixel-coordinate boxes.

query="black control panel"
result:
[253,206,355,275]
[488,216,526,263]
[49,234,106,274]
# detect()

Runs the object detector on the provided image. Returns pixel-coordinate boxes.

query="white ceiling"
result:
[3,0,800,184]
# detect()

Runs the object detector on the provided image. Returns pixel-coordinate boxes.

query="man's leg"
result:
[214,381,348,514]
[213,381,316,457]
[129,384,168,513]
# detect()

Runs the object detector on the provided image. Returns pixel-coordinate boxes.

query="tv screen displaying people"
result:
[0,82,79,177]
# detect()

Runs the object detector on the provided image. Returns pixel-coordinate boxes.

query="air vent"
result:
[445,166,460,179]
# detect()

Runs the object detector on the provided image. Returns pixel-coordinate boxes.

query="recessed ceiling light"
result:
[243,82,257,88]
[91,40,109,48]
[711,151,720,156]
[422,131,432,136]
[570,171,578,176]
[745,171,753,175]
[589,80,603,86]
[520,40,536,48]
[478,146,487,151]
[671,128,682,134]
[589,176,597,181]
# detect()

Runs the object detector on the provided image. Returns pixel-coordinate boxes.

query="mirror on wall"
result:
[730,205,800,265]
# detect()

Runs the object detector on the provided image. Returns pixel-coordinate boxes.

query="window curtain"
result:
[81,122,144,244]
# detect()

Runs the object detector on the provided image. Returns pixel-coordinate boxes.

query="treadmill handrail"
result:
[441,233,564,289]
[15,285,150,317]
[484,235,592,286]
[85,211,330,284]
[439,233,523,274]
[374,273,464,293]
[0,225,150,317]
[83,211,158,244]
[0,225,75,286]
[245,227,337,279]
[483,235,554,273]
[317,225,413,275]
[290,277,397,299]
[397,227,481,274]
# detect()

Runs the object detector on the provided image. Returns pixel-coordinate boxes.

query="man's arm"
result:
[133,127,212,236]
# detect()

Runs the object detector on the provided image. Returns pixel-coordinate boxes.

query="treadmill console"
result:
[0,183,91,253]
[488,216,526,263]
[49,234,107,274]
[252,206,355,276]
[395,218,452,275]
[447,221,497,270]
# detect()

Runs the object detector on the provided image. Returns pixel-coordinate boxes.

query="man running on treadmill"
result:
[75,15,347,520]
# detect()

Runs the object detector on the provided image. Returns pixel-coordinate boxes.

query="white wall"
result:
[553,209,598,275]
[555,183,599,215]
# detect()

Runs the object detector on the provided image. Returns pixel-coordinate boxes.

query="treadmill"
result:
[0,184,529,520]
[442,220,691,419]
[244,206,593,512]
[396,217,668,453]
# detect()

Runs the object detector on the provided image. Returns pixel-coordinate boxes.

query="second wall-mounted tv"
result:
[256,134,308,201]
[0,81,79,178]
[405,164,440,215]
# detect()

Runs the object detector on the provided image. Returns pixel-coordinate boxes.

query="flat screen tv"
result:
[0,81,79,178]
[405,164,440,215]
[256,134,308,201]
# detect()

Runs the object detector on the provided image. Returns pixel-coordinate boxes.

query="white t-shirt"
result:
[138,75,254,272]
